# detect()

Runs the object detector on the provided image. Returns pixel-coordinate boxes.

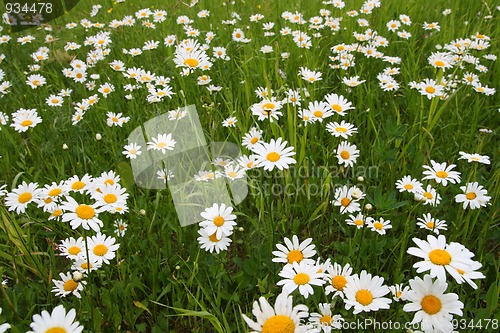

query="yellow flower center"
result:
[261,315,295,333]
[435,171,448,178]
[157,142,167,148]
[75,204,95,219]
[250,137,258,144]
[428,249,451,265]
[421,295,442,315]
[404,184,414,190]
[336,127,347,133]
[44,197,53,204]
[21,119,33,127]
[71,181,85,190]
[93,244,108,256]
[32,80,40,86]
[51,99,59,104]
[266,152,281,162]
[340,197,351,207]
[313,111,323,118]
[46,327,67,333]
[81,262,91,270]
[209,232,220,242]
[262,102,275,110]
[227,171,238,178]
[308,77,315,82]
[320,315,332,324]
[373,222,383,230]
[423,192,433,199]
[213,216,225,227]
[48,188,62,197]
[293,273,310,285]
[396,291,402,298]
[68,246,81,256]
[355,289,374,306]
[102,87,111,93]
[465,192,476,200]
[184,58,199,68]
[354,219,363,226]
[63,279,78,292]
[18,192,32,204]
[52,209,63,217]
[104,193,117,204]
[435,60,445,67]
[425,86,436,94]
[340,150,350,160]
[332,275,347,290]
[287,250,304,264]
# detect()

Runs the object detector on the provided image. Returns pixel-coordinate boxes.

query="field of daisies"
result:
[0,0,498,332]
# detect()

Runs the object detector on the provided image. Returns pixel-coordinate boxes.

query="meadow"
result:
[0,0,498,332]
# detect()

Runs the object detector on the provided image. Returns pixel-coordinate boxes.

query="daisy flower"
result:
[272,235,316,266]
[422,160,461,186]
[416,213,448,234]
[51,271,86,299]
[199,203,237,239]
[334,141,359,167]
[418,79,443,99]
[71,256,102,274]
[157,168,174,183]
[114,219,128,237]
[251,98,283,122]
[106,112,130,127]
[452,259,485,289]
[407,234,475,283]
[308,303,344,332]
[458,151,490,164]
[307,101,333,122]
[237,154,260,170]
[122,143,142,159]
[98,83,115,97]
[277,261,325,298]
[46,94,63,107]
[197,227,232,254]
[454,182,491,209]
[224,164,245,180]
[345,213,365,228]
[342,76,366,87]
[5,181,42,214]
[366,217,392,235]
[91,183,129,211]
[60,196,104,232]
[414,184,442,206]
[222,116,237,127]
[65,174,93,193]
[299,67,322,83]
[388,283,410,302]
[253,138,296,171]
[331,185,360,214]
[26,74,46,89]
[343,270,392,314]
[27,305,84,333]
[324,93,355,116]
[59,237,86,260]
[87,233,120,265]
[241,293,309,333]
[403,275,463,332]
[324,262,353,299]
[395,175,423,193]
[326,121,358,139]
[146,133,176,154]
[10,108,42,132]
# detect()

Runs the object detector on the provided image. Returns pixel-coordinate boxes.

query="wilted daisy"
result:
[146,133,176,154]
[334,141,359,167]
[414,184,442,206]
[241,293,309,333]
[458,151,490,164]
[403,275,463,332]
[52,271,86,299]
[326,121,357,139]
[253,138,296,171]
[454,182,491,209]
[60,197,104,232]
[87,233,120,265]
[395,175,423,193]
[5,181,42,214]
[122,143,142,159]
[343,270,392,314]
[388,283,410,302]
[366,217,392,235]
[416,213,448,234]
[407,234,475,283]
[10,108,42,132]
[27,305,84,333]
[272,235,316,267]
[199,203,236,239]
[277,261,325,298]
[324,262,353,299]
[308,303,344,332]
[422,160,461,186]
[197,227,232,254]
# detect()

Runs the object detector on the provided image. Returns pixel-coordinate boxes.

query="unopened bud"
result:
[95,133,102,141]
[72,271,84,282]
[365,203,373,211]
[62,143,68,150]
[139,209,146,215]
[357,176,364,182]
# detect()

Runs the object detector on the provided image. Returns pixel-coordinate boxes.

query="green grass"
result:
[0,0,498,332]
